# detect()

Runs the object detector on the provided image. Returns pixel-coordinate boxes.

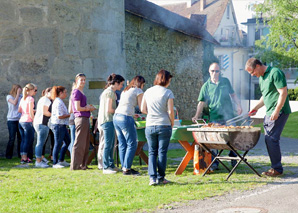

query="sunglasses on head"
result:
[210,70,220,73]
[76,73,86,78]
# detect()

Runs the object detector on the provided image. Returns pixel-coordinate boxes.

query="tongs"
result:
[226,112,254,126]
[194,119,207,126]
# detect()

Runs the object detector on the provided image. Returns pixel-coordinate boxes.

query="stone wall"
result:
[0,0,125,155]
[125,13,215,119]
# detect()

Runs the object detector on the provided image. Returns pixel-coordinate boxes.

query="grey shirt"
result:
[143,85,174,126]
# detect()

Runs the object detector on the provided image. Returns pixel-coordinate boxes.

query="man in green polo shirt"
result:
[245,58,291,177]
[192,62,242,169]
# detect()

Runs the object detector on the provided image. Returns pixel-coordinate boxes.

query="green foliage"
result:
[255,0,298,68]
[288,88,298,100]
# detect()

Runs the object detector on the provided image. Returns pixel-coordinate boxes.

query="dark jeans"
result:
[145,125,172,180]
[264,112,289,173]
[52,124,71,165]
[42,129,54,157]
[6,121,21,159]
[19,122,35,157]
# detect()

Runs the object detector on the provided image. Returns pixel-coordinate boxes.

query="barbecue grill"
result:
[188,127,262,180]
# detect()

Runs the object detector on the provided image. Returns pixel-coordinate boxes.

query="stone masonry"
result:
[0,0,125,154]
[125,13,216,119]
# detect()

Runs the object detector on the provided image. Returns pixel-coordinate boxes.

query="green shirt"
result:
[97,87,117,126]
[198,77,236,122]
[259,65,291,116]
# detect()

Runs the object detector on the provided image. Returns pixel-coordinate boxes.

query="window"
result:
[227,5,230,19]
[255,28,260,41]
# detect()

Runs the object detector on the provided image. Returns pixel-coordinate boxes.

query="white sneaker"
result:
[53,162,65,168]
[59,161,70,167]
[35,161,49,168]
[103,167,117,174]
[41,158,49,164]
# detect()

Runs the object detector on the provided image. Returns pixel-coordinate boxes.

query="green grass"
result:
[0,149,275,212]
[254,111,298,138]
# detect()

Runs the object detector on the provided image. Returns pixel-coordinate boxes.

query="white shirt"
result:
[51,98,69,125]
[34,96,51,126]
[6,95,22,121]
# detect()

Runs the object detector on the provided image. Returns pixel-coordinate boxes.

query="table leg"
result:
[135,141,148,165]
[175,141,195,175]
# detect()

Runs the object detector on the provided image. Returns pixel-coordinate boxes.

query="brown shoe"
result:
[262,168,282,177]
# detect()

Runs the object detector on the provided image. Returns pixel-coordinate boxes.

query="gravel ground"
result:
[157,134,298,213]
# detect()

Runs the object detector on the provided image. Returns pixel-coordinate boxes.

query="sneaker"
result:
[123,169,140,176]
[158,178,171,185]
[149,178,158,186]
[21,159,27,164]
[35,161,50,168]
[113,167,122,172]
[103,167,117,174]
[59,161,70,167]
[53,162,65,169]
[26,158,33,164]
[41,158,49,164]
[262,168,282,177]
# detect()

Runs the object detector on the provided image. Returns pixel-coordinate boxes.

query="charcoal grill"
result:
[187,127,261,180]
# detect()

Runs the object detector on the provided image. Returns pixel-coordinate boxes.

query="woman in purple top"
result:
[70,73,96,170]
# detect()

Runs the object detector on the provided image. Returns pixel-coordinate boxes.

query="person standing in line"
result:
[141,70,175,186]
[98,74,124,174]
[113,75,146,175]
[51,86,71,168]
[245,58,291,177]
[6,84,22,159]
[18,83,36,164]
[70,73,96,170]
[68,82,76,157]
[192,62,242,170]
[33,87,52,168]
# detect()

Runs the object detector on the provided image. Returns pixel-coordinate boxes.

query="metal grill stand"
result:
[188,127,262,181]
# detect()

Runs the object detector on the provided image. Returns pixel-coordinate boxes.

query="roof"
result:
[162,0,230,35]
[241,18,268,25]
[125,0,219,44]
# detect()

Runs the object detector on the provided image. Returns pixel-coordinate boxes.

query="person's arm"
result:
[192,101,205,123]
[43,105,51,117]
[167,98,175,127]
[68,99,73,114]
[58,114,70,119]
[8,89,22,106]
[270,86,288,120]
[140,97,147,114]
[249,96,265,116]
[29,101,34,120]
[107,98,115,114]
[137,93,144,110]
[230,93,243,115]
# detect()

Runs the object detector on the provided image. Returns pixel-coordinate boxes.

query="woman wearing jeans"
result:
[113,76,145,175]
[6,84,22,159]
[33,87,52,168]
[18,83,36,164]
[98,74,124,174]
[141,70,175,186]
[51,86,71,169]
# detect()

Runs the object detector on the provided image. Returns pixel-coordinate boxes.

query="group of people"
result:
[5,57,290,185]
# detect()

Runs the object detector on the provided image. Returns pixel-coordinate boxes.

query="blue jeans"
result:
[101,121,115,169]
[34,124,49,158]
[52,124,71,165]
[68,124,76,157]
[113,114,137,169]
[264,112,289,173]
[6,120,21,159]
[19,122,35,156]
[145,125,172,180]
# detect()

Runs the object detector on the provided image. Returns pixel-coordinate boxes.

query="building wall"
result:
[125,13,214,119]
[0,0,125,155]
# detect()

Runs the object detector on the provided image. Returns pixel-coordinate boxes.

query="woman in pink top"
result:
[18,83,36,164]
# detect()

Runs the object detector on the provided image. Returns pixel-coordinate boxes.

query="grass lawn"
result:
[3,113,298,212]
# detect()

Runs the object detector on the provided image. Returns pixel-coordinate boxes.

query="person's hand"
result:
[236,105,242,115]
[248,109,257,116]
[192,116,199,123]
[270,110,280,121]
[89,104,96,112]
[17,88,22,95]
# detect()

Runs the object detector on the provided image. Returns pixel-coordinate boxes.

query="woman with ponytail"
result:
[98,73,124,174]
[70,74,96,170]
[113,76,146,175]
[18,83,36,164]
[51,86,71,168]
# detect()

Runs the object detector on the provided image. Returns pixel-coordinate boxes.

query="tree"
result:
[255,0,298,68]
